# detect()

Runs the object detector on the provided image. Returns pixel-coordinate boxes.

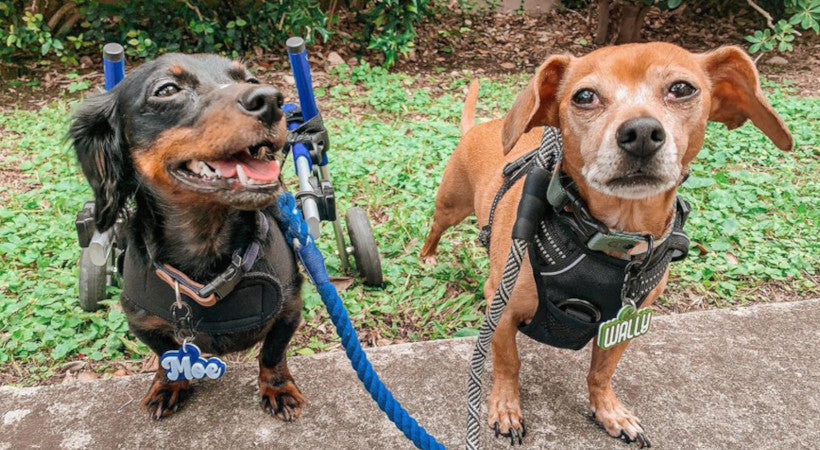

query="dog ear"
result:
[699,46,793,151]
[69,91,132,231]
[501,55,571,155]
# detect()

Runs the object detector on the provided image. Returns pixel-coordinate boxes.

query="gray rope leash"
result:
[466,238,529,450]
[465,127,560,449]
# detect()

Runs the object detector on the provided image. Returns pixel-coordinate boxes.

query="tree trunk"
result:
[615,2,640,44]
[630,5,652,42]
[594,0,611,45]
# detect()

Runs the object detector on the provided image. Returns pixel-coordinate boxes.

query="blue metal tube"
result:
[102,43,125,91]
[286,38,319,121]
[286,37,327,166]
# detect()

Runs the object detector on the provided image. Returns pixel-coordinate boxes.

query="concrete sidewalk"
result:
[2,299,818,449]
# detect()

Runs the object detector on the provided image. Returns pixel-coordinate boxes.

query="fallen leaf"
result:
[141,354,159,373]
[330,276,355,292]
[62,360,87,372]
[76,371,100,382]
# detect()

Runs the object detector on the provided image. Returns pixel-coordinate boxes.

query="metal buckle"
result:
[197,252,244,300]
[587,232,644,253]
[546,170,569,210]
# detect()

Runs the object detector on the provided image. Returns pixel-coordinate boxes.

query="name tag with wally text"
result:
[596,304,653,350]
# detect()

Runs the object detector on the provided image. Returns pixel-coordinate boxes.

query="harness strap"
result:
[480,127,563,250]
[151,212,269,307]
[479,151,536,248]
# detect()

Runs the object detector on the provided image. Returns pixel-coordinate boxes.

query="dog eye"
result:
[668,82,697,100]
[154,83,181,98]
[572,89,599,107]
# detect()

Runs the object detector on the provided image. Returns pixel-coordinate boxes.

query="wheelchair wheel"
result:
[78,248,107,311]
[345,207,383,287]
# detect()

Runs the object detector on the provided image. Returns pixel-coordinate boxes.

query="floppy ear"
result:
[699,46,793,151]
[69,92,133,231]
[501,55,571,154]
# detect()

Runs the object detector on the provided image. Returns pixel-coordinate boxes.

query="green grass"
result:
[0,65,817,383]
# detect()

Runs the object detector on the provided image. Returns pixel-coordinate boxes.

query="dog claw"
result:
[492,421,525,446]
[615,429,651,448]
[590,410,649,447]
[260,386,304,422]
[512,428,523,445]
[143,379,189,421]
[635,433,651,448]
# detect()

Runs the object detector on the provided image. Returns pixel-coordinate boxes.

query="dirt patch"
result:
[391,7,819,97]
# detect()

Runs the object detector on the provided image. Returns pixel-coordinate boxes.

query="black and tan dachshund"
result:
[70,54,306,421]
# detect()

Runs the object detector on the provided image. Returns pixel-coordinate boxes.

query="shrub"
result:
[0,2,67,64]
[78,0,330,59]
[746,0,820,55]
[356,0,431,65]
[1,0,435,67]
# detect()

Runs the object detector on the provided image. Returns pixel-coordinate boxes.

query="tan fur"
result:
[461,81,480,135]
[422,43,792,443]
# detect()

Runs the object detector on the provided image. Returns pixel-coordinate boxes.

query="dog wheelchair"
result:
[75,39,383,312]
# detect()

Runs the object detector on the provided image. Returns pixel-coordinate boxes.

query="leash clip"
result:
[171,280,195,341]
[619,235,655,308]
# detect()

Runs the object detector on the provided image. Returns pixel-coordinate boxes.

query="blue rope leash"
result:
[277,193,445,450]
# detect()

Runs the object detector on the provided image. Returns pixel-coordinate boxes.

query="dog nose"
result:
[238,86,283,127]
[616,117,666,157]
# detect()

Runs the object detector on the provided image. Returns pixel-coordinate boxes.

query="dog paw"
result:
[488,393,526,445]
[260,379,305,422]
[589,403,651,448]
[422,255,438,265]
[141,376,191,420]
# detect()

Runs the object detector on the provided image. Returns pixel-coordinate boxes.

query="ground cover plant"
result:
[0,63,817,384]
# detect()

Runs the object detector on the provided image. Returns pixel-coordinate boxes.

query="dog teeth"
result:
[186,160,219,179]
[257,146,268,160]
[236,164,249,186]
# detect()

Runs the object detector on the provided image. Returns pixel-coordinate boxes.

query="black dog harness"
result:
[121,212,299,334]
[482,127,691,350]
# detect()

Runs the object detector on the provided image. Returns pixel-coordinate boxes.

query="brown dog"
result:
[422,43,792,445]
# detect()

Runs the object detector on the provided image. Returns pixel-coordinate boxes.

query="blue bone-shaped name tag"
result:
[160,342,226,381]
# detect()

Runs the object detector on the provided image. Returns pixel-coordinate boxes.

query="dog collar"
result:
[151,212,269,307]
[546,170,688,257]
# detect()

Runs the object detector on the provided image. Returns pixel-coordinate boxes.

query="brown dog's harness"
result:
[121,212,300,335]
[480,127,691,350]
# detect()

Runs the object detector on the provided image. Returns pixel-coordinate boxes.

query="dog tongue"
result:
[208,152,280,182]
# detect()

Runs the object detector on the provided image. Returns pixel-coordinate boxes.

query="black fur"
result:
[70,54,304,418]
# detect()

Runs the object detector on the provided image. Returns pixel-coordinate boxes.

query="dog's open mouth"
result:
[170,141,283,192]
